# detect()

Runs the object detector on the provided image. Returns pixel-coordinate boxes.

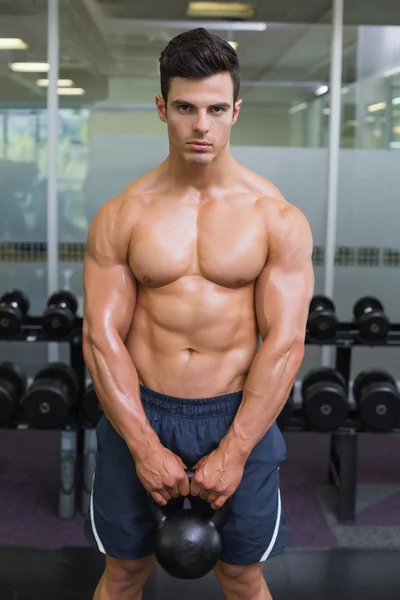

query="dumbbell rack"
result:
[0,316,85,520]
[2,316,400,526]
[306,323,400,524]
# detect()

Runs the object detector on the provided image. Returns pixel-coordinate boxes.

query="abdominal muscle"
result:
[125,277,260,399]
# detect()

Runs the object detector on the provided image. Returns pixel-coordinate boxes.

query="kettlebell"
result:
[148,469,232,579]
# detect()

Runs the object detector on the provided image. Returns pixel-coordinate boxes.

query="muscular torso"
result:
[123,164,283,398]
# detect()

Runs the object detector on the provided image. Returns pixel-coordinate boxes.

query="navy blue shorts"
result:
[85,385,289,565]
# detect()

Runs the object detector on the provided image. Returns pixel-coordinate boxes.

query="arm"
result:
[221,204,314,459]
[82,199,160,461]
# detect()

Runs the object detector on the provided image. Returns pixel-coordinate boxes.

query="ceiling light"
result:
[10,62,49,72]
[383,66,400,78]
[315,85,329,96]
[0,38,27,50]
[187,2,254,18]
[121,19,266,32]
[289,102,308,115]
[57,87,85,96]
[37,78,74,88]
[392,97,400,105]
[367,102,387,112]
[393,126,400,134]
[228,41,238,50]
[323,108,331,115]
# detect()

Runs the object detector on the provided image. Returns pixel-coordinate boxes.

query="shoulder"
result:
[88,165,163,238]
[256,193,313,259]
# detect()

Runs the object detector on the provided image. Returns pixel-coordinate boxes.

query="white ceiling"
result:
[0,0,397,107]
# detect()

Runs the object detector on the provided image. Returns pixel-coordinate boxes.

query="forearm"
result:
[221,338,304,459]
[83,333,161,460]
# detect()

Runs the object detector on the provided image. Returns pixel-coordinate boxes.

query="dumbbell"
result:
[22,363,79,428]
[277,388,294,429]
[307,295,337,340]
[353,370,400,432]
[42,291,78,338]
[353,297,389,342]
[0,290,30,335]
[0,362,26,425]
[83,384,103,426]
[301,367,348,431]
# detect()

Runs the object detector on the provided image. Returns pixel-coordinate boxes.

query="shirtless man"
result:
[83,27,314,600]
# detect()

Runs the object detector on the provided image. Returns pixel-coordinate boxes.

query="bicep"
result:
[255,209,314,346]
[83,255,137,343]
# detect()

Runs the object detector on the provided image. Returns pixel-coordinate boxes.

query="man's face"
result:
[156,72,242,165]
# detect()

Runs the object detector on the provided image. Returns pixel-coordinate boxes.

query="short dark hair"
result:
[159,28,240,103]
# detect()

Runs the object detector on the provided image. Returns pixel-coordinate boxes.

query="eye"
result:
[212,106,225,114]
[178,104,191,112]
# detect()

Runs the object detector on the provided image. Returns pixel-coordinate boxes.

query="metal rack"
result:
[0,317,85,520]
[307,324,400,524]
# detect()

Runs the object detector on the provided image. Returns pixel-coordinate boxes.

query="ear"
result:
[156,94,168,123]
[232,99,243,125]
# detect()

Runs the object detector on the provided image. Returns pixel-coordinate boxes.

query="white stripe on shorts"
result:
[259,487,282,562]
[90,467,106,555]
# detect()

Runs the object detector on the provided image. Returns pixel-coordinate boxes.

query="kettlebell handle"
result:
[148,467,232,531]
[187,468,232,528]
[148,468,195,528]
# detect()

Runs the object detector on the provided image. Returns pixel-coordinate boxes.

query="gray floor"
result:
[1,547,400,600]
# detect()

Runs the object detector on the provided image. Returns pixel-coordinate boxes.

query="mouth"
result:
[187,142,212,152]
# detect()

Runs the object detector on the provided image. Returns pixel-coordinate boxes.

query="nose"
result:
[193,110,209,135]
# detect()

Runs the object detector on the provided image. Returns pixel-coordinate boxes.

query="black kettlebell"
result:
[148,469,232,579]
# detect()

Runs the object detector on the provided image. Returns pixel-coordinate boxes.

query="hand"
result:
[190,448,246,510]
[135,445,190,506]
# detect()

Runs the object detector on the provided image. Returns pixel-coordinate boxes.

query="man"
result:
[83,27,314,600]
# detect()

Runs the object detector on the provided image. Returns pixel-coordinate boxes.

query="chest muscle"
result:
[129,200,267,288]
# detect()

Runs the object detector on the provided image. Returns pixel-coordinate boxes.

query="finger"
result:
[178,457,187,469]
[199,487,211,501]
[178,478,190,496]
[158,489,171,503]
[211,495,228,510]
[152,492,167,506]
[190,479,201,497]
[207,491,220,506]
[167,485,180,498]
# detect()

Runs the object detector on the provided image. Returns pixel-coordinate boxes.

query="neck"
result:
[165,144,236,191]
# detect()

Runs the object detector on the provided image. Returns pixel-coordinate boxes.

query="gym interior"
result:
[1,0,400,598]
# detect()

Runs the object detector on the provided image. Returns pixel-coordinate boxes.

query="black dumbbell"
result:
[353,370,400,432]
[301,367,348,431]
[277,388,294,429]
[0,290,30,335]
[42,291,78,338]
[0,362,26,425]
[353,297,389,342]
[83,384,103,426]
[307,295,337,340]
[22,362,79,428]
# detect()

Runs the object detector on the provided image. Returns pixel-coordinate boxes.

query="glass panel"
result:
[0,3,48,374]
[336,25,400,378]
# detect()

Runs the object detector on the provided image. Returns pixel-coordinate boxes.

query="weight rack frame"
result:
[0,316,85,520]
[2,317,400,524]
[306,323,400,524]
